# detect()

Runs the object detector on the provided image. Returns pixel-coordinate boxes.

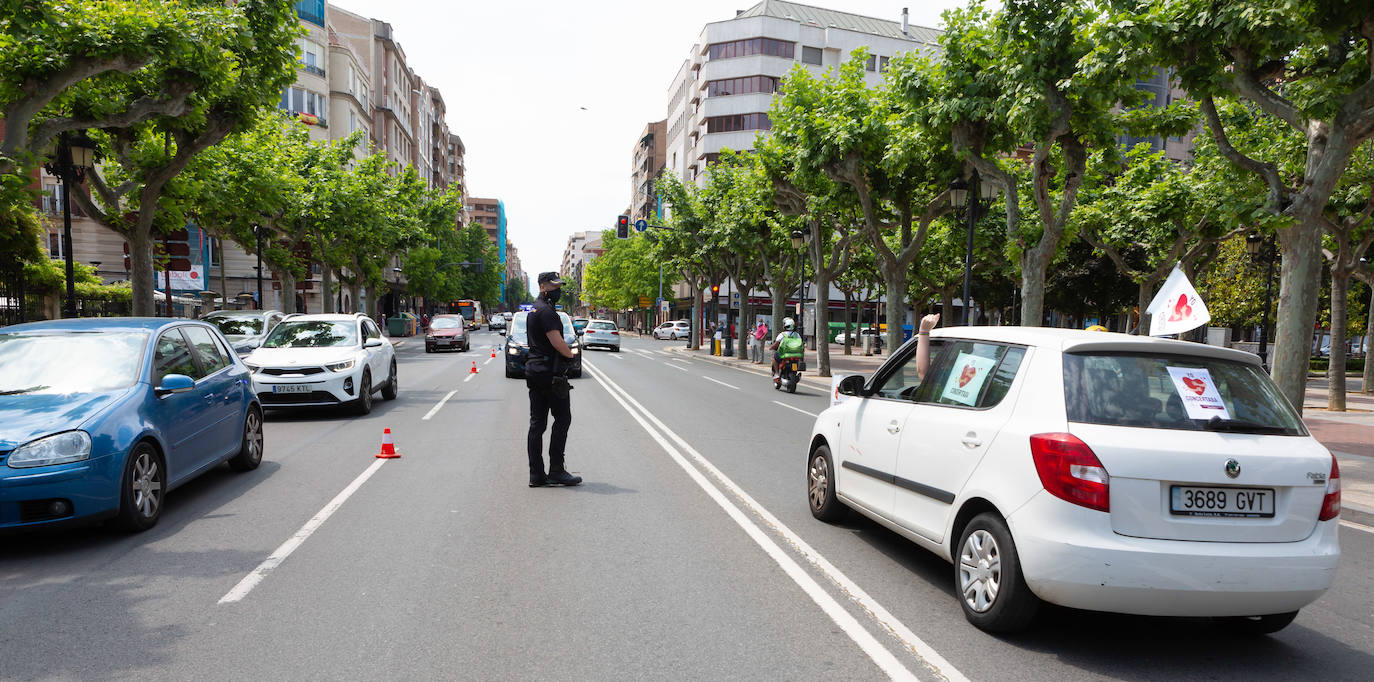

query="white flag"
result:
[1147,265,1210,336]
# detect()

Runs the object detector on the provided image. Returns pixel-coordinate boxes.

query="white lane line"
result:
[664,362,689,372]
[773,400,819,418]
[464,372,477,383]
[220,458,390,604]
[484,356,494,365]
[608,353,623,359]
[671,357,693,365]
[586,363,967,682]
[584,363,920,681]
[423,390,458,421]
[1342,519,1374,534]
[703,375,740,390]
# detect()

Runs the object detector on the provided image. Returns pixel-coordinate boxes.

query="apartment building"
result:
[561,232,588,284]
[630,119,667,224]
[468,197,509,299]
[663,1,938,187]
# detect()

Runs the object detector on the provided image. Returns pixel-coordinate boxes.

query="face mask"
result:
[543,288,562,305]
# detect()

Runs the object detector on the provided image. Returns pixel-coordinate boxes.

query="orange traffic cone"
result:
[470,361,478,374]
[375,428,401,459]
[490,347,496,358]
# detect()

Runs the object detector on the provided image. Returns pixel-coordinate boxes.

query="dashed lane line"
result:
[772,400,819,418]
[664,362,689,372]
[703,376,740,390]
[423,390,458,421]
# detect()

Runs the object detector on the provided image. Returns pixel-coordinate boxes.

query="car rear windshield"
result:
[589,321,616,330]
[1063,352,1305,435]
[261,321,357,348]
[430,318,463,330]
[207,316,263,337]
[0,331,148,394]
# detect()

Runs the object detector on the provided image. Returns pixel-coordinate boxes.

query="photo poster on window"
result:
[940,351,998,407]
[1165,366,1231,420]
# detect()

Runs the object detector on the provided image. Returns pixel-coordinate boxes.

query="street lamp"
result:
[252,224,265,310]
[790,226,811,343]
[1246,231,1277,369]
[43,131,97,318]
[950,174,977,326]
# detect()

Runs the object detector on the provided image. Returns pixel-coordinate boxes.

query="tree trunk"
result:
[1328,270,1348,411]
[737,285,751,360]
[1020,257,1049,328]
[129,231,156,317]
[217,246,228,311]
[942,290,955,326]
[1362,282,1374,394]
[1136,283,1152,336]
[689,279,702,350]
[278,268,297,314]
[770,281,787,341]
[1271,225,1324,414]
[843,291,853,355]
[321,265,335,314]
[347,281,361,314]
[882,268,906,352]
[814,263,832,377]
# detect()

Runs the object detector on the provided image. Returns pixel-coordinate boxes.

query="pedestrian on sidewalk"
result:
[752,320,768,363]
[525,272,583,488]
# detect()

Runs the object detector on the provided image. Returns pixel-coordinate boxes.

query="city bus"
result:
[455,300,485,329]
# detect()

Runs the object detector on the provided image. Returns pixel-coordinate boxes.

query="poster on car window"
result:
[939,352,997,407]
[1165,366,1231,420]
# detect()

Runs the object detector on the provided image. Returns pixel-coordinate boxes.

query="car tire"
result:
[1220,611,1299,635]
[425,346,433,353]
[955,512,1040,633]
[382,360,398,400]
[570,367,582,378]
[112,442,165,532]
[354,371,373,415]
[612,346,621,352]
[227,407,264,472]
[807,444,848,522]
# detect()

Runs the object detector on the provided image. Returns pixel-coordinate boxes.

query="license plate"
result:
[437,339,451,345]
[1170,486,1275,518]
[271,384,311,394]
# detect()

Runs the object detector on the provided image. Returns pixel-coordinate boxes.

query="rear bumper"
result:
[1010,491,1340,617]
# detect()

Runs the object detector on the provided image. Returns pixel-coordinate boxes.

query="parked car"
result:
[243,313,397,414]
[653,320,691,340]
[834,327,883,350]
[425,314,470,352]
[488,314,506,332]
[572,317,590,337]
[203,309,284,356]
[582,319,622,351]
[0,318,263,533]
[505,310,581,378]
[811,327,1340,634]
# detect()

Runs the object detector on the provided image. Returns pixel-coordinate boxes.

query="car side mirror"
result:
[364,338,385,348]
[837,374,867,397]
[155,374,195,397]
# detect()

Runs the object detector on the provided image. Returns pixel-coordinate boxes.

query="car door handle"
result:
[961,433,982,448]
[886,421,901,434]
[203,393,216,402]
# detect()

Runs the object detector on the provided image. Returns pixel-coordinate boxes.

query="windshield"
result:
[508,312,573,345]
[261,321,358,348]
[430,318,464,330]
[206,316,263,337]
[0,332,148,394]
[1063,352,1305,435]
[457,306,475,321]
[589,321,616,330]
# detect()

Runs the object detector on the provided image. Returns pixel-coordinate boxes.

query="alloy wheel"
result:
[245,410,263,464]
[131,450,163,520]
[808,454,829,511]
[959,529,1002,613]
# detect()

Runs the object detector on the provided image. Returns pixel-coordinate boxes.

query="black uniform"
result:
[525,297,571,479]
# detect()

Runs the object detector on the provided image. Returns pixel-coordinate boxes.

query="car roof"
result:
[930,326,1261,366]
[432,314,464,318]
[204,309,278,318]
[1,317,209,333]
[277,314,366,323]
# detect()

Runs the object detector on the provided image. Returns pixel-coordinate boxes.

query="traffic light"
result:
[712,285,720,296]
[616,214,629,239]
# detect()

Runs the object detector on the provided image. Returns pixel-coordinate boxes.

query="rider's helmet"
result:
[1085,324,1109,332]
[783,317,795,331]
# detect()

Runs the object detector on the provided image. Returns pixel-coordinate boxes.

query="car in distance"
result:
[810,327,1340,634]
[572,317,590,338]
[834,327,883,350]
[425,314,470,352]
[653,320,691,340]
[203,309,284,356]
[488,314,506,332]
[505,310,581,378]
[581,319,621,351]
[243,313,397,414]
[0,318,263,533]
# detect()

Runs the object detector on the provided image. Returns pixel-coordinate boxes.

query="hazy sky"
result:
[331,0,977,293]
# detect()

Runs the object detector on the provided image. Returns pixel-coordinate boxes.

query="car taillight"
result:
[1029,433,1110,513]
[1319,456,1341,521]
[610,331,619,335]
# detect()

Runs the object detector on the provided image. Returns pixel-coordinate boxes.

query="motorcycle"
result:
[775,356,802,393]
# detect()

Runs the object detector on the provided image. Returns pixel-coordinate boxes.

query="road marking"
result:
[464,372,477,382]
[220,458,390,604]
[1342,519,1374,534]
[773,400,819,418]
[664,362,689,372]
[585,362,924,681]
[484,356,494,365]
[608,353,623,359]
[702,376,740,390]
[423,390,458,421]
[671,357,693,365]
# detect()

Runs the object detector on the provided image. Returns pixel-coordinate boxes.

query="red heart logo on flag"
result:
[1181,376,1206,395]
[958,364,977,387]
[1167,294,1192,322]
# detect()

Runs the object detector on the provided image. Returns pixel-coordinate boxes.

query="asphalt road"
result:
[2,332,1372,681]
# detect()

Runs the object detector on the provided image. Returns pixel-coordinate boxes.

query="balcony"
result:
[303,63,326,78]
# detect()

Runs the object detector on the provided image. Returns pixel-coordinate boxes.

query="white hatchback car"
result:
[810,327,1340,634]
[653,320,690,340]
[582,319,621,351]
[244,313,397,414]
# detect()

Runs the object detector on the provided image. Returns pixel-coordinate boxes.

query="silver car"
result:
[203,310,284,356]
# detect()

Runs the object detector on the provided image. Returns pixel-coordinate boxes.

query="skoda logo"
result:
[1224,459,1241,479]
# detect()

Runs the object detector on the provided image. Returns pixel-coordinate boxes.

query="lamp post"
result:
[1246,231,1277,369]
[949,172,979,326]
[43,131,97,318]
[252,224,265,310]
[791,227,809,339]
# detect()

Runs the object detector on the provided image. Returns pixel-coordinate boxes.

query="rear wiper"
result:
[0,385,48,395]
[1203,416,1288,434]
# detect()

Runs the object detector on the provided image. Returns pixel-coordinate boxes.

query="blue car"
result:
[0,318,263,533]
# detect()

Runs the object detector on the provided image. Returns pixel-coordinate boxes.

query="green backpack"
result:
[779,332,804,357]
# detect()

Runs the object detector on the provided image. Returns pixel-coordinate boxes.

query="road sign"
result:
[634,219,647,232]
[638,296,651,308]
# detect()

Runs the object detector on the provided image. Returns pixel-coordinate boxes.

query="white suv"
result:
[244,313,397,414]
[653,320,690,340]
[810,327,1339,634]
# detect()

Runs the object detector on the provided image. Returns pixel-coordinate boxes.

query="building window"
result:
[48,232,62,258]
[879,56,890,72]
[209,237,222,267]
[705,113,772,134]
[294,0,325,27]
[706,75,780,97]
[707,37,794,61]
[866,55,877,72]
[801,46,822,65]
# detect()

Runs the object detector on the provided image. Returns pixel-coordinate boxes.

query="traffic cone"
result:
[375,428,401,459]
[470,361,478,374]
[490,347,496,358]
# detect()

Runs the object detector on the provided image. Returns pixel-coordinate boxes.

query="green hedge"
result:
[1310,357,1365,373]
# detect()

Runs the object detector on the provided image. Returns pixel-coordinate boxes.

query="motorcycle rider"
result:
[769,317,805,388]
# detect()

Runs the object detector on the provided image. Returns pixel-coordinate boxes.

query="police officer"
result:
[526,272,582,488]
